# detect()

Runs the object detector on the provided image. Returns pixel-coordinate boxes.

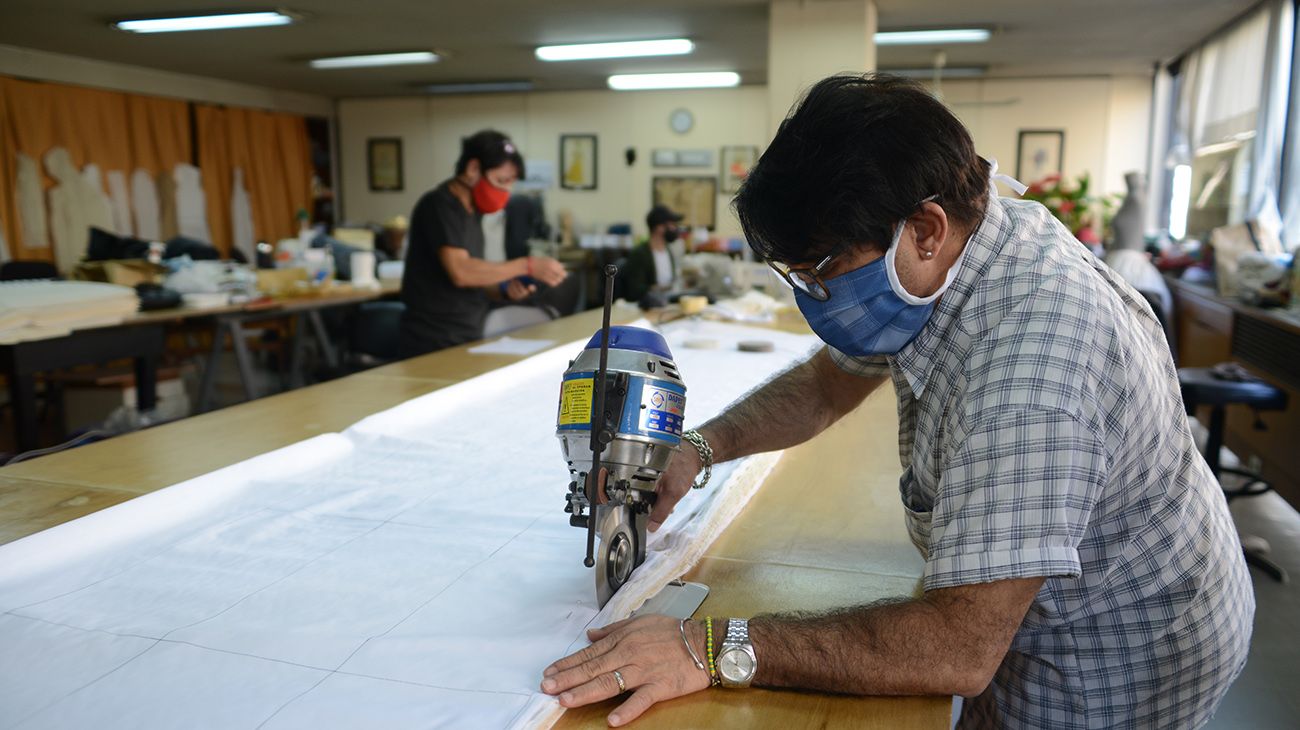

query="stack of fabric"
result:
[0,280,138,344]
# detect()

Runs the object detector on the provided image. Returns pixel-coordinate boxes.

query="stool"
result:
[1179,365,1289,582]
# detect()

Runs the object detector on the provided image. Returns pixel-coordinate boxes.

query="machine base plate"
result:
[630,580,710,619]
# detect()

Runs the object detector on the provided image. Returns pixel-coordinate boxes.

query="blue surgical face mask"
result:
[794,218,961,356]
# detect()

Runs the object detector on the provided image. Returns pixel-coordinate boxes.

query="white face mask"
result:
[882,159,1024,306]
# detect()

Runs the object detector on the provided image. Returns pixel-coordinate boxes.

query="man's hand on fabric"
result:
[541,615,711,726]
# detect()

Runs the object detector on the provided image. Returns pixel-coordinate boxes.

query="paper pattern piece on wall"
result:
[131,168,162,242]
[174,164,212,244]
[0,319,818,729]
[230,168,256,263]
[46,148,114,271]
[106,171,134,238]
[79,163,116,237]
[16,153,48,252]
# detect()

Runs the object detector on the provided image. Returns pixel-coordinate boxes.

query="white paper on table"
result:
[467,336,558,356]
[0,319,820,730]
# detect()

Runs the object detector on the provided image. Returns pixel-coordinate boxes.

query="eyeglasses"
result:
[766,241,848,302]
[765,195,939,302]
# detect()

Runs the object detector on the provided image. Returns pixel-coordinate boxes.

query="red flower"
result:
[1059,200,1077,214]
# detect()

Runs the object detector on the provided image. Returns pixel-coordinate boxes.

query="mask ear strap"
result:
[986,158,1028,196]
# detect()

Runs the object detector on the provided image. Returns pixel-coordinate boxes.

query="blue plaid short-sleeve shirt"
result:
[831,195,1254,728]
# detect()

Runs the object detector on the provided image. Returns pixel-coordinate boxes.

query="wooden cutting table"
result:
[0,306,950,729]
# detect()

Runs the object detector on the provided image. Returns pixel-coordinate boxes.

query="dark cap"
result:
[646,204,685,230]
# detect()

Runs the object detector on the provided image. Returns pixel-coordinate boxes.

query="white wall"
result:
[0,44,331,116]
[338,75,1153,237]
[339,86,769,239]
[938,76,1152,196]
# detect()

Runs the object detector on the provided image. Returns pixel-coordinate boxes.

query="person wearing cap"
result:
[398,129,569,358]
[620,205,685,303]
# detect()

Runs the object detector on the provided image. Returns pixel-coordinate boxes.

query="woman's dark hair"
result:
[733,73,989,264]
[456,129,525,178]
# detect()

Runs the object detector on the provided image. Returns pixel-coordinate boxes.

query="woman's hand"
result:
[541,615,712,726]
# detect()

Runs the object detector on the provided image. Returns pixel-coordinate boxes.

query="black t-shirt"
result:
[399,180,488,356]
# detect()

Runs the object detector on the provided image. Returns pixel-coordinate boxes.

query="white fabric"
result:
[0,280,138,343]
[482,209,507,262]
[46,148,112,271]
[231,167,256,262]
[174,163,212,244]
[131,168,162,242]
[105,170,134,237]
[652,246,674,288]
[16,153,47,252]
[1104,249,1173,320]
[0,319,818,729]
[79,164,116,236]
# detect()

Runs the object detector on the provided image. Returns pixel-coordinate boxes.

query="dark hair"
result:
[456,129,525,178]
[733,73,989,264]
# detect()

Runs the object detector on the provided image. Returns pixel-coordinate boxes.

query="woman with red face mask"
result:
[399,129,568,357]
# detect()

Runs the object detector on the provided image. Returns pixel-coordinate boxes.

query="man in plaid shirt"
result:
[541,74,1253,728]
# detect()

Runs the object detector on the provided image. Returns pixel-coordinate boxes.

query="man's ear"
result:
[910,201,951,255]
[464,158,481,182]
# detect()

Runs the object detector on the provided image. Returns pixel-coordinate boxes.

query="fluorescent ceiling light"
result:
[114,11,294,33]
[875,29,991,45]
[311,52,440,69]
[885,66,987,78]
[425,81,535,95]
[608,71,740,91]
[537,39,694,62]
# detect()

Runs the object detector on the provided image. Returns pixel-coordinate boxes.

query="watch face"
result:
[719,647,755,682]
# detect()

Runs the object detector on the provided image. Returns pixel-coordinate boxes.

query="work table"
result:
[0,306,949,729]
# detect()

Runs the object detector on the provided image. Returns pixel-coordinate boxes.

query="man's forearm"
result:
[697,347,882,464]
[744,577,1044,698]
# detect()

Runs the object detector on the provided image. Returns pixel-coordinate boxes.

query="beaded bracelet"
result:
[705,616,721,686]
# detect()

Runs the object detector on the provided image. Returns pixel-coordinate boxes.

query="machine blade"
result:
[594,505,639,607]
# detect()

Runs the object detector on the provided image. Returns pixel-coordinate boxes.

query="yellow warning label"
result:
[558,378,594,426]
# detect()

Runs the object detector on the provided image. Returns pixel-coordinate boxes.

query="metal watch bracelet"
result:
[681,429,713,489]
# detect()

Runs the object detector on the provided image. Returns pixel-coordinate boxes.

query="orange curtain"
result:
[0,75,312,262]
[196,104,313,253]
[0,76,191,261]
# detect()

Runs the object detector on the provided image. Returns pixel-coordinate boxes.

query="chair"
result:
[1179,365,1289,581]
[348,301,404,365]
[482,305,553,339]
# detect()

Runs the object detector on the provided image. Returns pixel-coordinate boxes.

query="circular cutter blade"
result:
[595,507,638,607]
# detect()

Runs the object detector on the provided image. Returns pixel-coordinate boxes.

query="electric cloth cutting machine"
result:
[556,266,708,614]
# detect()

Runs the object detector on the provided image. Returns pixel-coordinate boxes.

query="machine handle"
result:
[584,264,619,568]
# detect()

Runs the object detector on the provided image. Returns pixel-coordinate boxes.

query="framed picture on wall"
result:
[1016,130,1064,184]
[560,134,598,190]
[720,145,759,194]
[653,176,718,230]
[367,137,403,192]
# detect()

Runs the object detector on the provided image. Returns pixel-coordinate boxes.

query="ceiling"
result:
[0,0,1260,98]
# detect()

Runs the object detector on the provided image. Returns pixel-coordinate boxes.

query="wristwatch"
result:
[717,618,757,688]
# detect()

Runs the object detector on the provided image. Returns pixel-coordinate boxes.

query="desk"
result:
[1168,277,1300,507]
[0,308,949,729]
[1,323,164,453]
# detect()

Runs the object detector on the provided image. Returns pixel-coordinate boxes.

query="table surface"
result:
[0,305,950,729]
[1166,275,1300,336]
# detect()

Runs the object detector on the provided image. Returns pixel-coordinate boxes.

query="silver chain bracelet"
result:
[681,429,713,490]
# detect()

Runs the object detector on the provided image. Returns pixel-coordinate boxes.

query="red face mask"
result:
[472,178,510,214]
